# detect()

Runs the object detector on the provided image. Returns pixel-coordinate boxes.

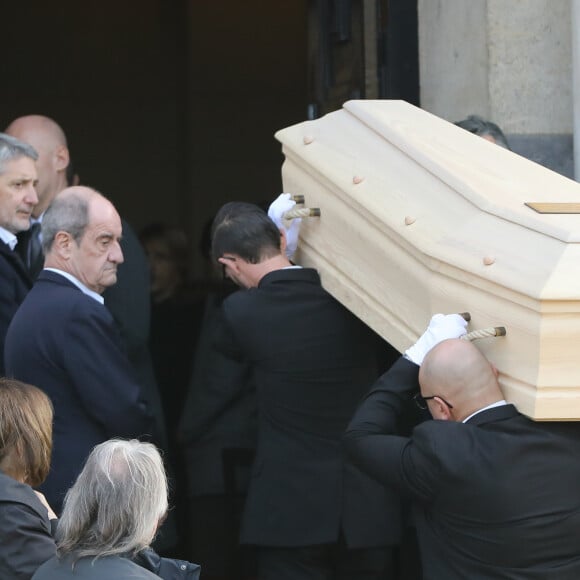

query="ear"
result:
[218,256,242,275]
[432,397,453,421]
[52,230,74,258]
[54,145,70,173]
[279,228,288,254]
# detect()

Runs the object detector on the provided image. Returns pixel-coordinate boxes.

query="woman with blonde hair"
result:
[0,377,57,579]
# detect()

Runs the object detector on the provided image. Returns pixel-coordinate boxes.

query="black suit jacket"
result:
[208,268,401,548]
[16,226,44,280]
[179,291,257,496]
[345,357,580,579]
[0,240,32,375]
[102,219,168,452]
[4,271,153,513]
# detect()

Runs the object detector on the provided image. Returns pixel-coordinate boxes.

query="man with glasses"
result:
[345,314,580,579]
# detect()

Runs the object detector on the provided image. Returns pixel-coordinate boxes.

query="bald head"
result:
[5,115,69,218]
[419,339,504,421]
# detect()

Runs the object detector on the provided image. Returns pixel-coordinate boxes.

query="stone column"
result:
[418,0,573,177]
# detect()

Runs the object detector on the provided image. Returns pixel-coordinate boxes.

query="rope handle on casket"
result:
[458,312,507,342]
[282,195,321,221]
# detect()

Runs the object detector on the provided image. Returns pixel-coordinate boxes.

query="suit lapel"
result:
[0,240,33,288]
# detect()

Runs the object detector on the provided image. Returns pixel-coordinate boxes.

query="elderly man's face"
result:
[0,157,38,234]
[68,196,124,294]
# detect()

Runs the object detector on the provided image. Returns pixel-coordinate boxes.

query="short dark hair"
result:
[454,114,510,150]
[211,201,281,264]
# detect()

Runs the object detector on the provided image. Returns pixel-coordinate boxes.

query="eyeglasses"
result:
[413,393,454,410]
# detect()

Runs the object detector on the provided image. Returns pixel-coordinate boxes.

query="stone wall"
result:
[418,0,574,176]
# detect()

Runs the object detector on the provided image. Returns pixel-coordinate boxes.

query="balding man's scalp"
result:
[5,114,71,218]
[420,339,503,421]
[5,115,68,148]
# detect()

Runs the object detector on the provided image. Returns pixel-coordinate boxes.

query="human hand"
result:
[34,490,58,520]
[404,313,468,365]
[268,193,302,259]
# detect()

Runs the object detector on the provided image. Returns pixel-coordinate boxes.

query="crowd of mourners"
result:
[1,115,580,580]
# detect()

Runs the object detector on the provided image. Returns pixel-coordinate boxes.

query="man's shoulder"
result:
[18,274,107,325]
[34,555,160,579]
[411,406,532,458]
[259,266,321,287]
[32,273,99,306]
[223,268,325,310]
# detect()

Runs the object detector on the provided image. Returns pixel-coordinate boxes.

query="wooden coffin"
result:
[275,100,580,420]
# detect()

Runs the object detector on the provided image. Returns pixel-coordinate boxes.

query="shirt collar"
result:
[44,268,104,304]
[0,227,18,251]
[463,400,508,423]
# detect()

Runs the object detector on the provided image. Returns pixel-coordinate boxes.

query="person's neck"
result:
[456,393,505,422]
[254,254,293,285]
[32,179,67,220]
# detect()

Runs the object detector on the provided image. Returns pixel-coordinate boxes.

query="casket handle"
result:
[283,207,321,220]
[463,326,507,341]
[458,312,505,340]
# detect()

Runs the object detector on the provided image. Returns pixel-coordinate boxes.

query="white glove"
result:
[268,193,302,259]
[404,314,468,365]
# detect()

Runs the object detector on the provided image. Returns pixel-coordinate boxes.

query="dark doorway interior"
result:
[1,0,308,274]
[1,1,418,272]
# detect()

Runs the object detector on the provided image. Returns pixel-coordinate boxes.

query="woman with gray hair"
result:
[32,439,199,580]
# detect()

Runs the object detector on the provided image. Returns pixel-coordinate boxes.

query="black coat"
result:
[4,271,153,513]
[0,240,32,375]
[102,219,168,453]
[211,268,401,548]
[345,357,580,579]
[0,471,56,580]
[32,555,160,580]
[179,291,257,496]
[33,551,200,580]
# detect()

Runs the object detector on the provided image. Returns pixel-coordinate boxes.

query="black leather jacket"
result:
[134,548,200,580]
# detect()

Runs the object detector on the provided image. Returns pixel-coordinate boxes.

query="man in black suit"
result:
[4,117,158,402]
[197,200,400,580]
[5,186,153,513]
[345,314,580,579]
[0,133,38,374]
[5,116,69,279]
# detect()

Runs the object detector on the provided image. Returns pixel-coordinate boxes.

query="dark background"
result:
[1,0,417,275]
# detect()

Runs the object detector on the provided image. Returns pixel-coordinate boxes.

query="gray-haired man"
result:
[0,133,38,372]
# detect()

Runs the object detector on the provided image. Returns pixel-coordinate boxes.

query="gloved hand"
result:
[404,313,468,365]
[268,193,302,259]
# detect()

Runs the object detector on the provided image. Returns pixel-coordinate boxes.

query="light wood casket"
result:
[275,100,580,421]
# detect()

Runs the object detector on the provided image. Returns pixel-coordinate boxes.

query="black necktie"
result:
[27,222,43,270]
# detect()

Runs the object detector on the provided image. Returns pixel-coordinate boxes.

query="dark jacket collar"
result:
[37,269,81,291]
[0,239,33,286]
[258,268,320,288]
[258,267,320,288]
[466,403,520,426]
